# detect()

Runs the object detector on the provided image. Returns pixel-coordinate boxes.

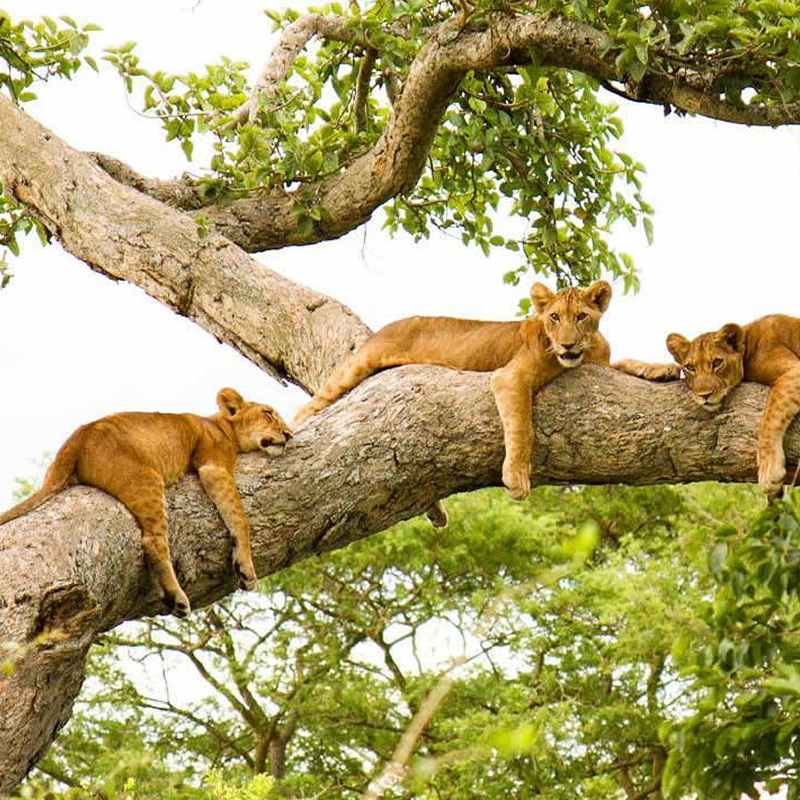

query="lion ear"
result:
[217,388,245,417]
[584,280,612,313]
[666,333,690,364]
[530,283,555,314]
[715,323,745,353]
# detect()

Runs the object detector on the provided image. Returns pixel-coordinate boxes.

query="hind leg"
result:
[120,475,190,616]
[294,357,378,424]
[425,500,448,528]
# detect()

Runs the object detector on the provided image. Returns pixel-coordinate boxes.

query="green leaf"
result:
[643,216,654,245]
[708,542,728,579]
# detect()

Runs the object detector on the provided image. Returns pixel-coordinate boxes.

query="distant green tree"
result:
[665,493,800,800]
[24,484,768,799]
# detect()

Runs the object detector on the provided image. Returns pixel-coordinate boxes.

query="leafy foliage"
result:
[5,2,800,287]
[665,493,800,799]
[23,484,768,799]
[0,11,95,280]
[100,2,651,289]
[93,0,800,289]
[386,68,649,292]
[0,10,96,101]
[571,0,800,107]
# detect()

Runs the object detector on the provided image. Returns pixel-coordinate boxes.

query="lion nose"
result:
[561,342,577,351]
[696,389,714,399]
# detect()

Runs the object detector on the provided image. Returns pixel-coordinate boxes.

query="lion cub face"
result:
[531,281,612,368]
[217,388,292,452]
[666,323,746,411]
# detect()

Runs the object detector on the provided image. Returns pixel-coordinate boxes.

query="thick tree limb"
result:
[0,362,792,791]
[0,93,368,393]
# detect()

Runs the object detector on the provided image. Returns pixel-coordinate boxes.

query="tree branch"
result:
[85,12,799,255]
[0,92,369,393]
[0,358,793,791]
[354,48,377,133]
[230,13,389,126]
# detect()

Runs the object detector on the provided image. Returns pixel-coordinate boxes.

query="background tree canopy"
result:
[2,0,800,798]
[19,484,800,799]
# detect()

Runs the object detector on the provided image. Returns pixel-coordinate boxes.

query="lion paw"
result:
[643,363,681,382]
[502,459,531,501]
[758,446,786,497]
[235,555,258,591]
[611,359,681,382]
[164,587,191,618]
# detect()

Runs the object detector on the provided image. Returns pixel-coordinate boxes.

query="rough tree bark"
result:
[0,360,793,790]
[2,6,799,790]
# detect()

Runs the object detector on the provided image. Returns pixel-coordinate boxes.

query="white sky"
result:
[0,0,799,512]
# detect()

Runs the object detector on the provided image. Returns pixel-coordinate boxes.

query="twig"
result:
[361,671,457,800]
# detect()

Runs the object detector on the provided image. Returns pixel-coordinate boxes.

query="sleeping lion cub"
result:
[295,281,613,501]
[614,315,800,495]
[0,388,292,616]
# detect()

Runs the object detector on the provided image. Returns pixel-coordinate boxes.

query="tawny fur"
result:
[294,281,613,501]
[0,388,292,616]
[613,315,800,495]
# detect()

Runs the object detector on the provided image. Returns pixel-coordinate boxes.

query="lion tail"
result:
[0,426,86,525]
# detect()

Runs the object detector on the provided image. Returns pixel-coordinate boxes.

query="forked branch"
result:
[86,11,799,256]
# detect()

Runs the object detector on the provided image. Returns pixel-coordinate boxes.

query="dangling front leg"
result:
[198,464,257,590]
[490,351,545,501]
[757,365,800,496]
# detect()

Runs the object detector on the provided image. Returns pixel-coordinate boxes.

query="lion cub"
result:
[294,281,612,500]
[614,315,800,496]
[0,388,292,616]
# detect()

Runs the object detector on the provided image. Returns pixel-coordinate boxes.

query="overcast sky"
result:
[1,0,799,508]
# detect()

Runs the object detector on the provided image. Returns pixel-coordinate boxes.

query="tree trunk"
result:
[0,359,792,790]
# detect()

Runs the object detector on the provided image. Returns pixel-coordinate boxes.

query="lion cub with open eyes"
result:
[614,314,800,496]
[0,388,292,616]
[294,281,613,502]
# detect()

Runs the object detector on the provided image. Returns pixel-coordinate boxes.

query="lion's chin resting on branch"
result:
[0,388,292,617]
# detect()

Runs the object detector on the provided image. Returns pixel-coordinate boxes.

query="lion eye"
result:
[684,364,696,373]
[550,312,560,322]
[712,358,723,370]
[576,312,587,321]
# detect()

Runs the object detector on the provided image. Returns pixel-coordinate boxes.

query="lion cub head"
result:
[217,388,292,452]
[666,324,746,411]
[531,280,612,368]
